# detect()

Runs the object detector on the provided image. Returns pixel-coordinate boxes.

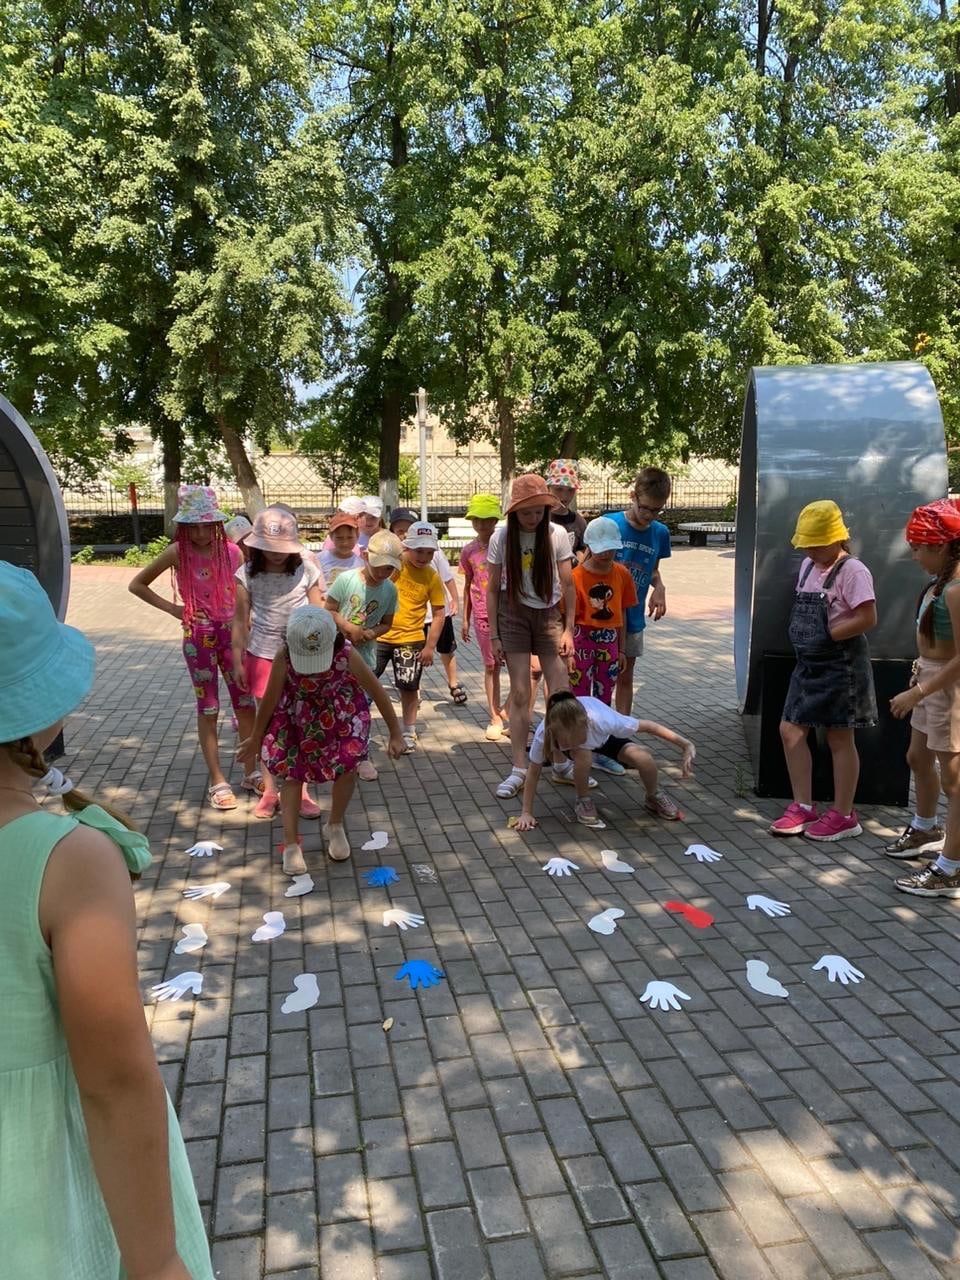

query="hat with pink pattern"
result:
[172,484,228,524]
[544,459,580,491]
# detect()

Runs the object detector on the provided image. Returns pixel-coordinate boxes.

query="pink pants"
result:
[474,619,501,671]
[570,626,620,704]
[182,620,254,716]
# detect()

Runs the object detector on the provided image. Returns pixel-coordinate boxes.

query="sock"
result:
[553,760,573,775]
[911,814,938,831]
[403,721,416,733]
[796,802,815,813]
[935,855,960,875]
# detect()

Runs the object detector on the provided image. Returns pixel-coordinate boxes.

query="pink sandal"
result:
[254,791,280,819]
[241,771,266,796]
[208,783,238,811]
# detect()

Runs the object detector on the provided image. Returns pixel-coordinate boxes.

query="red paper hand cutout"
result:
[663,900,715,929]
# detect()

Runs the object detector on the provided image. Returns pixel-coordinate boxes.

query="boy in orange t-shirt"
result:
[570,517,638,707]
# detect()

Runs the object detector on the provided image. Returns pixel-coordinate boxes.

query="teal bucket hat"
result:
[0,562,95,742]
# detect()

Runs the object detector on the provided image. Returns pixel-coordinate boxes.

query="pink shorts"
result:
[244,653,274,700]
[474,620,500,671]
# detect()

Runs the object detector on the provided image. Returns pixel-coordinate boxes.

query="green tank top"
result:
[919,579,960,643]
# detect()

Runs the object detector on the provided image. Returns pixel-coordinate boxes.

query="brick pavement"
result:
[61,548,960,1279]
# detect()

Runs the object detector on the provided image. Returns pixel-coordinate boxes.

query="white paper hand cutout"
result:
[285,874,315,897]
[684,843,723,863]
[600,850,634,874]
[747,894,791,918]
[175,923,208,955]
[185,841,223,858]
[746,959,789,998]
[362,831,389,851]
[252,911,286,942]
[152,971,203,1001]
[588,907,625,935]
[182,881,231,901]
[382,907,425,931]
[640,980,692,1012]
[812,954,865,985]
[543,857,579,877]
[281,973,320,1013]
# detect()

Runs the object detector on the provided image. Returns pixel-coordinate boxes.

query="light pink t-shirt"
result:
[797,556,875,626]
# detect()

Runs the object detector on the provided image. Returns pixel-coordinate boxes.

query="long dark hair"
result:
[249,549,302,577]
[918,538,960,642]
[504,509,555,605]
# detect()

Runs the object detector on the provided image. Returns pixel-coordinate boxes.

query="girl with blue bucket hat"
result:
[0,562,212,1278]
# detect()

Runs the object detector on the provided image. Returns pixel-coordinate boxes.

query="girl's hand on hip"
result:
[890,687,922,719]
[559,629,574,658]
[387,732,406,759]
[515,811,537,831]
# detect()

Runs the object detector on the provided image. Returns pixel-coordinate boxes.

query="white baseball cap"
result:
[403,522,439,551]
[360,495,384,518]
[584,516,623,553]
[339,496,366,516]
[286,606,337,674]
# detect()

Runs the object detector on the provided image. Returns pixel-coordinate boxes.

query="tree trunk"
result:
[498,395,517,509]
[379,387,403,514]
[558,430,577,458]
[160,419,182,533]
[217,415,266,514]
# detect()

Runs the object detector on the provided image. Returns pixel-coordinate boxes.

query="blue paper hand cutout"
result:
[395,959,445,990]
[364,866,399,887]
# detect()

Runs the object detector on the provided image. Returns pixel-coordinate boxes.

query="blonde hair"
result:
[3,736,143,879]
[543,692,588,760]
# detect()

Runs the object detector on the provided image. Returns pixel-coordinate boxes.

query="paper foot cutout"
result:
[747,893,791,917]
[175,923,208,955]
[640,980,691,1012]
[588,907,625,935]
[395,959,445,990]
[185,840,222,858]
[684,843,723,864]
[364,866,399,887]
[663,900,715,929]
[411,864,438,883]
[281,973,320,1013]
[182,881,231,901]
[746,959,789,998]
[252,911,286,942]
[362,831,389,851]
[543,857,579,877]
[812,954,864,985]
[152,971,203,1001]
[600,849,634,874]
[383,907,425,931]
[285,874,315,897]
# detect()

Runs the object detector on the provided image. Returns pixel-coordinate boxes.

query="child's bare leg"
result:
[280,779,300,848]
[572,747,593,799]
[826,727,859,814]
[400,688,419,733]
[441,650,459,689]
[504,652,532,770]
[780,720,813,806]
[530,656,544,712]
[908,729,940,818]
[328,769,357,826]
[619,743,658,797]
[197,712,228,788]
[615,655,636,715]
[484,666,502,725]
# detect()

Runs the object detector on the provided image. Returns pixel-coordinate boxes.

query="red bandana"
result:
[906,499,960,546]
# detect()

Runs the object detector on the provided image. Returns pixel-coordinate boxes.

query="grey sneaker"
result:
[884,824,945,859]
[323,823,351,862]
[574,798,605,828]
[281,843,307,876]
[895,861,960,898]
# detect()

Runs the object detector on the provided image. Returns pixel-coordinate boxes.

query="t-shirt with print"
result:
[460,538,494,624]
[486,522,573,610]
[529,697,639,766]
[380,562,446,645]
[551,509,587,558]
[177,540,243,623]
[609,512,671,634]
[326,568,398,667]
[236,557,324,659]
[318,548,365,585]
[797,556,875,626]
[572,561,639,631]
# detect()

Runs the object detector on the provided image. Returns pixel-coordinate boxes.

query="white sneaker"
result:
[281,843,307,875]
[323,823,351,861]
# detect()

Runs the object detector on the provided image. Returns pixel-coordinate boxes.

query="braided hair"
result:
[175,522,236,624]
[917,538,960,643]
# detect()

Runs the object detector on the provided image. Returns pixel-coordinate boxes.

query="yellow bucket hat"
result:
[466,493,502,520]
[791,500,850,548]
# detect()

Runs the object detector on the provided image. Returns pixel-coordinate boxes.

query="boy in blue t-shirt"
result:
[609,466,672,714]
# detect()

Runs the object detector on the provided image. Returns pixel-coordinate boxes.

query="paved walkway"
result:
[63,548,960,1280]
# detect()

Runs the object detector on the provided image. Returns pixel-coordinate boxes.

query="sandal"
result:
[496,767,527,799]
[449,684,468,705]
[550,766,598,790]
[208,782,238,811]
[241,771,266,796]
[575,798,605,828]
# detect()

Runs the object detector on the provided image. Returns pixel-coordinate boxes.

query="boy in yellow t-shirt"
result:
[375,522,446,751]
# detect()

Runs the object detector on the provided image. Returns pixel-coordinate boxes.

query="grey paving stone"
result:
[185,1036,227,1084]
[185,1138,217,1202]
[376,1252,433,1280]
[489,1236,548,1280]
[486,1075,539,1134]
[680,1108,752,1171]
[659,1261,721,1280]
[318,1220,376,1280]
[316,1151,367,1224]
[221,1102,267,1163]
[225,1054,266,1105]
[590,1223,661,1278]
[739,1131,823,1196]
[865,1228,945,1280]
[210,1235,262,1280]
[368,1175,426,1251]
[564,1154,630,1225]
[505,1131,567,1197]
[567,1066,628,1119]
[178,1082,224,1140]
[354,1065,401,1119]
[764,1241,830,1280]
[267,1127,314,1193]
[452,1107,507,1169]
[311,1048,352,1097]
[468,1165,529,1238]
[527,1194,598,1274]
[214,1161,264,1236]
[656,1143,730,1213]
[695,1209,777,1280]
[269,1073,311,1130]
[265,1190,319,1273]
[626,1180,702,1258]
[539,1096,598,1157]
[719,1169,799,1246]
[412,1140,469,1208]
[313,1095,360,1156]
[427,1205,491,1280]
[362,1115,411,1178]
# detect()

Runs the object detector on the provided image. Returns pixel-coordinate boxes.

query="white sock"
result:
[935,855,960,875]
[796,802,815,813]
[911,814,938,831]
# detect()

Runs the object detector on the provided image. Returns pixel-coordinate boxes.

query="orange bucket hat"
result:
[506,474,561,514]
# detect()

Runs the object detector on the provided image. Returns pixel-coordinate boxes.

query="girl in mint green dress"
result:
[0,562,213,1279]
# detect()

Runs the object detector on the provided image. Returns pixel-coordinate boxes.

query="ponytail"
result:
[542,691,586,761]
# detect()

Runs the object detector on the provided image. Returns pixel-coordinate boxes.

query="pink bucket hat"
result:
[245,506,303,555]
[172,484,228,523]
[544,459,580,491]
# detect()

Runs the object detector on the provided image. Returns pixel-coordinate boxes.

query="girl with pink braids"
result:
[129,485,255,810]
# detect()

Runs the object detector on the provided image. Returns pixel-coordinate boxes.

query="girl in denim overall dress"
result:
[770,501,878,842]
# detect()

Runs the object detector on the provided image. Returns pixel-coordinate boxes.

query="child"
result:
[570,517,639,774]
[514,691,694,829]
[224,513,253,559]
[129,484,255,811]
[610,466,672,713]
[376,522,447,750]
[545,457,587,559]
[0,561,212,1278]
[770,500,878,841]
[890,499,960,896]
[357,495,385,548]
[325,530,402,780]
[238,608,404,869]
[486,473,576,799]
[389,508,465,702]
[318,512,366,583]
[461,493,506,738]
[232,506,326,818]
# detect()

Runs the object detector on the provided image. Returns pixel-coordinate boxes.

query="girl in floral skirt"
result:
[238,607,404,872]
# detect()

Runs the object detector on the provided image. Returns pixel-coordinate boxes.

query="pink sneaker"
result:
[299,792,323,820]
[769,802,818,836]
[254,791,280,819]
[805,809,862,842]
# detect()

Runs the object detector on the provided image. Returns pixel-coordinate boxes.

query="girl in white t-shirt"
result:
[232,506,326,820]
[515,691,694,829]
